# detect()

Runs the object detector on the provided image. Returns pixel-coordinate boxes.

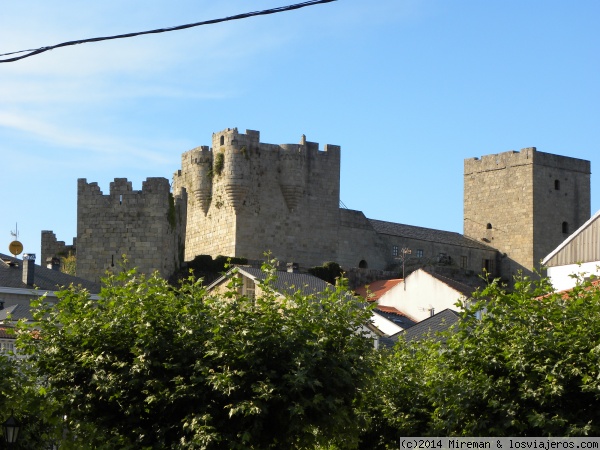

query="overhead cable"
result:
[0,0,336,63]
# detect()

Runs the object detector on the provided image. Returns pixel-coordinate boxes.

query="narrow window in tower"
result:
[220,135,225,146]
[119,194,123,205]
[562,221,569,234]
[555,179,560,190]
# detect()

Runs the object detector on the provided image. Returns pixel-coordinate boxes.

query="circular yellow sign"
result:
[9,240,23,256]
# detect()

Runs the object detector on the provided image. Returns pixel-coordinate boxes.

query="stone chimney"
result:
[22,253,36,286]
[287,262,299,273]
[46,256,61,271]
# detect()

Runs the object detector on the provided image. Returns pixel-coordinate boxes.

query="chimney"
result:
[46,256,61,271]
[287,262,299,273]
[22,253,36,286]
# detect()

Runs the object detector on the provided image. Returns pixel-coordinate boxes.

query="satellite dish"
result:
[9,240,23,257]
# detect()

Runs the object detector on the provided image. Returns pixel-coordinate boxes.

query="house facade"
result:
[207,265,407,349]
[372,268,484,322]
[0,252,100,320]
[542,210,600,291]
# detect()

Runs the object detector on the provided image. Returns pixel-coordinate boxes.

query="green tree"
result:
[308,262,343,285]
[0,345,61,449]
[356,345,433,449]
[429,275,600,436]
[19,260,374,449]
[60,251,77,276]
[358,274,600,443]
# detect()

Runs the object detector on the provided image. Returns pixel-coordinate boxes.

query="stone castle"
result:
[42,128,591,284]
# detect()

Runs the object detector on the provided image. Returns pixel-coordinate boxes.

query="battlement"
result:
[464,147,537,173]
[465,147,591,175]
[208,127,340,157]
[78,177,171,200]
[213,128,261,149]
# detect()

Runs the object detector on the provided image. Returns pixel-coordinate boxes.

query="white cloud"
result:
[0,111,178,168]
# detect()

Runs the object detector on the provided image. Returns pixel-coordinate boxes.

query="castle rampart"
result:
[465,147,590,174]
[45,128,592,286]
[41,231,76,268]
[76,177,184,282]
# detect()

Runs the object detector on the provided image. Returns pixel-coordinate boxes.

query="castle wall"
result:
[65,130,593,285]
[173,128,342,268]
[77,177,184,282]
[41,231,75,267]
[376,233,499,277]
[464,147,590,279]
[531,151,590,269]
[337,209,389,270]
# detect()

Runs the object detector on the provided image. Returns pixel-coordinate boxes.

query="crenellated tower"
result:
[76,177,185,282]
[173,128,341,267]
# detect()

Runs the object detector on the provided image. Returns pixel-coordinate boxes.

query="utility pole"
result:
[396,247,411,290]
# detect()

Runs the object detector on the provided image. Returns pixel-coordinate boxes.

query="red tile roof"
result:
[376,305,418,322]
[354,279,403,302]
[0,327,15,339]
[538,278,600,300]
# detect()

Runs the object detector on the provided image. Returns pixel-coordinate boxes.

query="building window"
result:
[359,259,368,269]
[0,341,14,353]
[555,179,560,190]
[482,258,495,275]
[562,221,569,234]
[461,256,468,269]
[242,276,255,299]
[486,223,492,230]
[392,245,399,257]
[416,249,423,258]
[220,135,225,146]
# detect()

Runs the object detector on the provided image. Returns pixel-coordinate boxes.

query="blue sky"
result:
[1,0,599,264]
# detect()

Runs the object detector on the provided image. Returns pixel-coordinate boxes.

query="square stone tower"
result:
[464,147,590,280]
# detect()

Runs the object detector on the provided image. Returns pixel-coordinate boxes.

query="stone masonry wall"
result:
[77,177,184,282]
[41,230,75,267]
[464,147,590,280]
[531,151,590,269]
[464,148,535,277]
[377,233,499,277]
[338,209,389,270]
[173,128,343,268]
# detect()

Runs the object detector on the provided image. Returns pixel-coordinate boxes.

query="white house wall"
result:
[376,270,465,322]
[547,261,600,292]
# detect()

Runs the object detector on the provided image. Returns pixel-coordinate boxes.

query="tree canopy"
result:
[18,261,374,449]
[358,274,600,447]
[10,267,600,448]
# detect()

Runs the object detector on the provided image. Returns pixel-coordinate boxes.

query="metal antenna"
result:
[10,223,18,240]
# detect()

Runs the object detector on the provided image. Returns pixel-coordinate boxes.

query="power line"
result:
[0,0,336,63]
